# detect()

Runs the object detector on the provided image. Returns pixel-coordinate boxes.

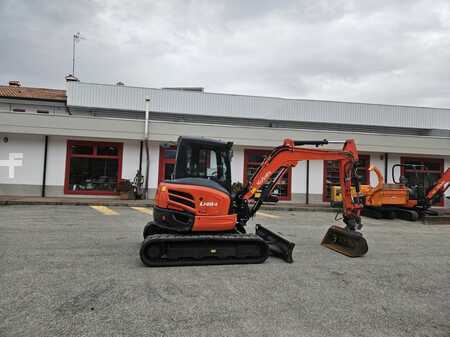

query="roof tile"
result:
[0,85,66,102]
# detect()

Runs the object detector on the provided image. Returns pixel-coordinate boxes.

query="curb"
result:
[0,200,154,207]
[2,200,449,215]
[0,199,335,212]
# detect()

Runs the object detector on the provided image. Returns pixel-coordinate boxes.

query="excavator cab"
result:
[173,137,233,192]
[392,164,428,206]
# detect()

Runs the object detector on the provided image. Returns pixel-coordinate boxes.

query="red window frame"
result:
[158,146,177,184]
[243,149,292,201]
[322,154,370,202]
[64,140,123,195]
[400,156,444,206]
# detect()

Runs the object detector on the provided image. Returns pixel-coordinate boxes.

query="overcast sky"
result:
[1,0,450,107]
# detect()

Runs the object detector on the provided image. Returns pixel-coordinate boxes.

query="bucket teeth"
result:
[321,225,368,257]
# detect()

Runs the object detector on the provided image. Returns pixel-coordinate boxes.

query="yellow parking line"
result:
[90,205,119,215]
[131,207,153,215]
[256,211,280,219]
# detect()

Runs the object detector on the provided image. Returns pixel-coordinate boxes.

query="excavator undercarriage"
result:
[141,214,295,266]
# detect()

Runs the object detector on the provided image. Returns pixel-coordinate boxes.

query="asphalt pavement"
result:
[1,205,449,337]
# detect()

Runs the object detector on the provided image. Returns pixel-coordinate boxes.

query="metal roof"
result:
[67,81,450,130]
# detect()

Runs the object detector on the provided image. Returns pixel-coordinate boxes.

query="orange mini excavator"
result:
[140,137,368,267]
[358,164,450,221]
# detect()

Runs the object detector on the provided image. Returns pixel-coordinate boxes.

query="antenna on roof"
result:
[72,32,86,77]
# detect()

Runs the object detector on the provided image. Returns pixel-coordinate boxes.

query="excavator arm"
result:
[425,168,450,204]
[235,138,368,258]
[239,138,363,229]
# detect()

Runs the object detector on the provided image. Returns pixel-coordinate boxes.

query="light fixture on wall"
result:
[161,142,176,148]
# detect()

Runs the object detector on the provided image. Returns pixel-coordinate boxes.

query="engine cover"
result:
[154,179,237,232]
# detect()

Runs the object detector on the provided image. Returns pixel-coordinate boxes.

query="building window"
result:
[64,140,123,195]
[12,108,26,112]
[400,157,444,206]
[37,110,49,114]
[323,155,370,202]
[158,146,177,183]
[243,149,291,201]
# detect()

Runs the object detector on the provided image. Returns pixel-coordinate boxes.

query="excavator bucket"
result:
[255,224,295,263]
[321,225,368,257]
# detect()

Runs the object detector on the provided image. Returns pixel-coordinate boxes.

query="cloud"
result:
[0,0,449,107]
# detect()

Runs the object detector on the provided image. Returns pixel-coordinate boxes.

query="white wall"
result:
[2,132,450,203]
[387,153,402,184]
[0,133,44,185]
[231,146,244,184]
[122,140,141,181]
[309,161,324,195]
[291,162,306,194]
[0,99,67,115]
[147,142,160,189]
[46,136,67,186]
[367,152,385,185]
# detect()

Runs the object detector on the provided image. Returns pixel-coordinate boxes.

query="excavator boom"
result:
[426,168,450,202]
[238,138,367,258]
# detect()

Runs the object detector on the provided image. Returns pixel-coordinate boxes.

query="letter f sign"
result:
[0,153,23,178]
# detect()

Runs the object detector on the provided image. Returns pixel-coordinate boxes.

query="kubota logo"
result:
[256,170,272,186]
[199,201,218,207]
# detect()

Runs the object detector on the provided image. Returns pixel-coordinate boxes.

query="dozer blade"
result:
[321,225,368,258]
[255,224,295,263]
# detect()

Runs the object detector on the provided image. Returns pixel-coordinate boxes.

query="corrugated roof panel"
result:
[66,81,450,130]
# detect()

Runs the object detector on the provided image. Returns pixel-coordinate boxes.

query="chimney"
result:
[8,80,21,87]
[65,74,79,82]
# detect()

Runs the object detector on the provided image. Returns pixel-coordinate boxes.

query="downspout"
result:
[138,140,143,177]
[305,160,310,204]
[144,98,150,199]
[384,153,388,183]
[41,135,49,197]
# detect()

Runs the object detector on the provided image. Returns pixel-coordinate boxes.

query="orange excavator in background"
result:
[332,164,450,221]
[140,136,368,267]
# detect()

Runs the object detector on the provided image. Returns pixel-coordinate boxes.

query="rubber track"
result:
[394,208,419,221]
[362,207,383,219]
[140,233,269,267]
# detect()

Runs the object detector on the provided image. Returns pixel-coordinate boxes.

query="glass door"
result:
[244,149,291,201]
[158,146,177,183]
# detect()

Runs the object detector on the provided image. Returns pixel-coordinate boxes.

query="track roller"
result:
[381,210,396,219]
[395,209,419,221]
[361,207,383,219]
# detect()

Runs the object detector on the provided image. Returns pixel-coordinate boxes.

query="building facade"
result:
[1,80,450,205]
